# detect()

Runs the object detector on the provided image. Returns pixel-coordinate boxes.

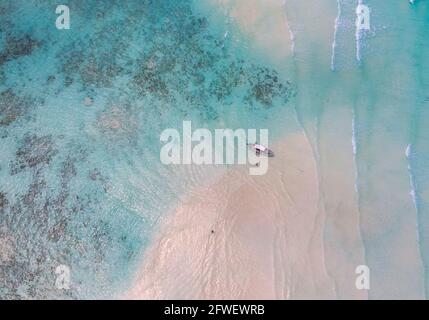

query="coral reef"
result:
[0,89,33,127]
[0,35,41,66]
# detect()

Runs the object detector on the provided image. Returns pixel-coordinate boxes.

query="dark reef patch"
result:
[80,54,124,88]
[208,60,245,102]
[59,46,127,90]
[0,192,7,211]
[0,2,14,16]
[0,35,41,66]
[132,57,170,99]
[89,168,109,192]
[0,89,34,127]
[11,135,58,175]
[46,75,56,84]
[0,67,5,85]
[245,66,293,108]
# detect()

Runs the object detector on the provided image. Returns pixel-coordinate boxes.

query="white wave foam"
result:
[405,143,423,250]
[283,0,295,56]
[406,143,411,158]
[355,0,363,62]
[406,144,418,211]
[288,26,296,56]
[331,0,341,71]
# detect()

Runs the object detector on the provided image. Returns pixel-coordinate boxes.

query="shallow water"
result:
[284,0,429,299]
[0,0,428,299]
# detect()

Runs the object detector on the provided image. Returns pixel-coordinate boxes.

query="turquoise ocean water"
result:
[0,0,428,299]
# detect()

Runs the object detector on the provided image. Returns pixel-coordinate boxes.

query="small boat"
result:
[248,143,275,157]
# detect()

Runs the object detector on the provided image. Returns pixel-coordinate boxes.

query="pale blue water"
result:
[284,0,429,299]
[0,0,428,299]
